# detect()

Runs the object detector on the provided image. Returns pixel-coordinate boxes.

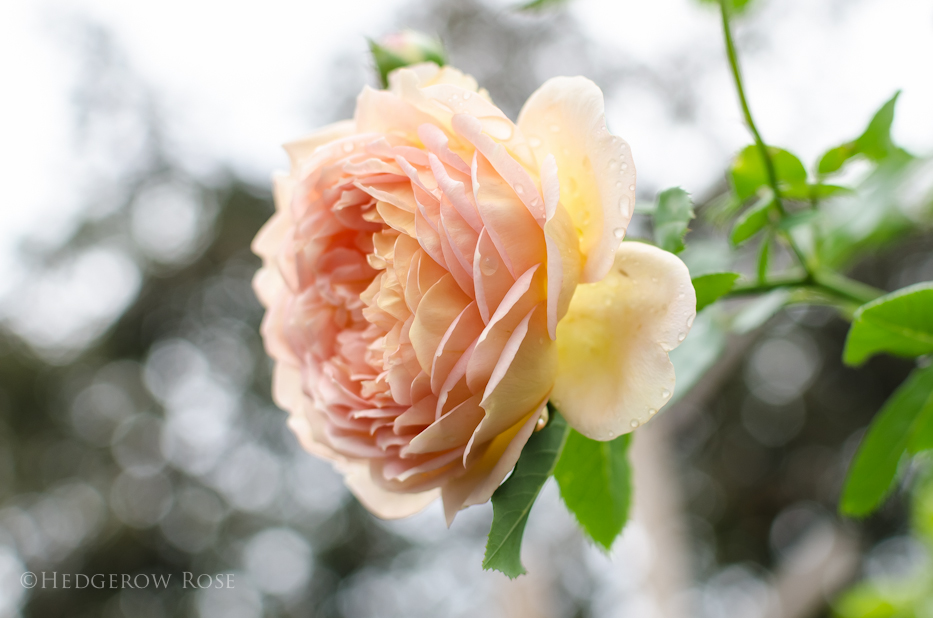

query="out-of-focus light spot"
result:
[864,536,930,582]
[746,337,820,405]
[196,574,262,618]
[242,527,312,596]
[2,246,140,361]
[71,381,135,447]
[769,502,830,561]
[211,444,280,512]
[287,456,347,516]
[698,564,778,618]
[159,486,226,553]
[110,470,173,528]
[740,396,807,448]
[0,546,26,617]
[111,414,165,476]
[130,181,215,265]
[120,588,166,618]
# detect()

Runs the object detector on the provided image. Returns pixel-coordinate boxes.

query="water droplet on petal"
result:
[613,228,625,239]
[678,292,685,299]
[629,184,635,191]
[618,195,631,215]
[677,332,686,342]
[529,136,542,148]
[515,184,524,195]
[686,315,695,328]
[662,389,671,399]
[480,255,499,276]
[463,92,472,99]
[649,408,658,416]
[630,419,640,429]
[621,163,628,171]
[609,160,618,171]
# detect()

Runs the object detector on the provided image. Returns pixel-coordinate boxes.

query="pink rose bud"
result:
[368,30,447,87]
[252,66,695,523]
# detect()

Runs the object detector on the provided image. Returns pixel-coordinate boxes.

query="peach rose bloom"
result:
[252,64,695,523]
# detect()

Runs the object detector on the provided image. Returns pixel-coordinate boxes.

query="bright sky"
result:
[1,0,931,351]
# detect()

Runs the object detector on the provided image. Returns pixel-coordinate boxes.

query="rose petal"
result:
[517,76,635,283]
[550,242,696,440]
[338,460,440,519]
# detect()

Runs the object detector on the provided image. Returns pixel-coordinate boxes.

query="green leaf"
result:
[554,430,632,550]
[517,0,569,10]
[693,272,740,312]
[780,183,853,201]
[730,190,774,245]
[483,408,569,577]
[840,364,933,517]
[843,282,933,366]
[697,0,755,14]
[756,232,771,282]
[906,374,933,454]
[778,210,820,231]
[855,91,901,161]
[817,144,858,176]
[653,187,695,254]
[817,91,902,175]
[730,145,807,202]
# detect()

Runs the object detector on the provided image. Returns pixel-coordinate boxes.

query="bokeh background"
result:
[2,0,933,616]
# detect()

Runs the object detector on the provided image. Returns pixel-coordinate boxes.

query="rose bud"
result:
[368,30,447,88]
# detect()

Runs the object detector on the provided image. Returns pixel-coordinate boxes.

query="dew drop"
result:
[678,292,685,299]
[463,92,472,99]
[686,314,695,328]
[662,389,671,399]
[613,227,625,239]
[629,184,635,191]
[621,163,628,171]
[480,255,499,276]
[677,332,686,342]
[649,408,658,416]
[609,160,618,171]
[343,142,354,153]
[529,136,542,148]
[618,195,631,214]
[630,419,640,429]
[616,181,623,188]
[515,184,524,195]
[450,94,459,102]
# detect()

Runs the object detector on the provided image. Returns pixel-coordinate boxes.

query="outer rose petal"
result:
[517,76,636,284]
[337,460,440,519]
[282,119,356,167]
[550,242,696,441]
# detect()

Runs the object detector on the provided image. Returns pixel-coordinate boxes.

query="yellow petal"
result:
[551,242,696,440]
[517,77,635,284]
